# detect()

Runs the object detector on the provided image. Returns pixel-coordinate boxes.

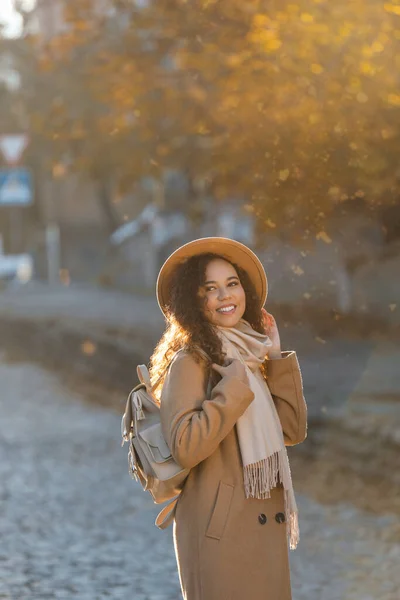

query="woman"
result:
[149,237,307,600]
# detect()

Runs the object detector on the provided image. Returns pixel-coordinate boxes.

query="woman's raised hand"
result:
[211,359,249,386]
[261,308,282,358]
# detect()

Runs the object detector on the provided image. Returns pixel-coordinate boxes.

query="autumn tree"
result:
[23,0,400,242]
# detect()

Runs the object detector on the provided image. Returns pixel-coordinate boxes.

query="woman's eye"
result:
[229,281,238,287]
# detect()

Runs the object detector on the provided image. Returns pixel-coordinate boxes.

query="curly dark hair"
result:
[149,252,268,399]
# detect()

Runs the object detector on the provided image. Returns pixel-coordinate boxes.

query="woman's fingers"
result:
[211,363,223,375]
[211,360,248,385]
[262,309,275,332]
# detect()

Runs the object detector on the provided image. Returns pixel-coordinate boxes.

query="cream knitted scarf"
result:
[216,318,299,550]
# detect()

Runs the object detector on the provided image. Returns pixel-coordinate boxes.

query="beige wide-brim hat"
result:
[156,237,268,317]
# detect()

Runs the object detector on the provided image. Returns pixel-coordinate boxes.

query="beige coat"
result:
[160,350,307,600]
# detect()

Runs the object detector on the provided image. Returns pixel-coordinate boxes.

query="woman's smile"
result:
[216,304,237,315]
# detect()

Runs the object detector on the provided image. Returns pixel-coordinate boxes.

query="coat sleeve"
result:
[264,350,308,446]
[160,351,255,469]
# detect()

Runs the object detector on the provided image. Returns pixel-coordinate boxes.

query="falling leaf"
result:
[316,231,332,244]
[81,340,97,356]
[266,218,277,228]
[291,265,304,276]
[59,269,70,286]
[52,163,66,178]
[381,128,395,139]
[389,304,397,312]
[321,406,327,413]
[303,292,311,299]
[279,169,290,181]
[308,113,320,124]
[315,336,327,344]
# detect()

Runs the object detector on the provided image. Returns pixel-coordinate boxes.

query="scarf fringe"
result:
[244,450,299,550]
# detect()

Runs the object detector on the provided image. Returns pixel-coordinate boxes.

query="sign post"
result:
[0,134,29,165]
[45,224,61,285]
[0,134,32,255]
[0,168,33,253]
[0,168,33,206]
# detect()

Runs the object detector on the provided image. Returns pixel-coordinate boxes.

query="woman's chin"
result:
[214,312,243,327]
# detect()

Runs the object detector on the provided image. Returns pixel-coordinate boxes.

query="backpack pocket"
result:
[205,481,234,540]
[138,423,171,463]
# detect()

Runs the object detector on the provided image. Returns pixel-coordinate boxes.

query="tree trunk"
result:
[97,178,120,234]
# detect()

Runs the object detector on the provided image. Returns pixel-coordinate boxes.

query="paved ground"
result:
[1,359,399,600]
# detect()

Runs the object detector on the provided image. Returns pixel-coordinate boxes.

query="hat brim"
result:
[156,237,268,317]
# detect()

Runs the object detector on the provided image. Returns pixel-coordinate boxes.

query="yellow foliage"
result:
[310,63,324,74]
[384,4,400,15]
[300,13,314,23]
[388,94,400,105]
[356,92,369,103]
[26,0,399,238]
[360,62,377,76]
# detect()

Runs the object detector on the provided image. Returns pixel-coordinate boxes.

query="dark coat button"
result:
[258,513,267,525]
[275,512,286,524]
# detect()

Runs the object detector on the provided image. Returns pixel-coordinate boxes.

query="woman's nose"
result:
[218,287,232,301]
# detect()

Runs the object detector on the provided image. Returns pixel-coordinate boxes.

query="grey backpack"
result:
[121,361,190,529]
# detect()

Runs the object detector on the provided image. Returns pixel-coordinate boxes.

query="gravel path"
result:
[0,361,398,600]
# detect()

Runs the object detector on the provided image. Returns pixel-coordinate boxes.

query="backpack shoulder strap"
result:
[137,364,152,390]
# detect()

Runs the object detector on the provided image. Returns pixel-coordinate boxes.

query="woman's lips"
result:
[216,305,236,316]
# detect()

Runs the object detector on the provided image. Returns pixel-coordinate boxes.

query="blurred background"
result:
[0,1,399,599]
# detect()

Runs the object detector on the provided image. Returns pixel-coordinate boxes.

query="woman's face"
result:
[198,258,246,327]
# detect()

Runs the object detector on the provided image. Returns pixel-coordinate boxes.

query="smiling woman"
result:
[145,237,308,600]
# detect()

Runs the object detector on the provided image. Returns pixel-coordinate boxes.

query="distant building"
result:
[33,0,66,40]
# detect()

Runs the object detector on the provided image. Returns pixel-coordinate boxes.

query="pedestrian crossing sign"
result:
[0,168,33,206]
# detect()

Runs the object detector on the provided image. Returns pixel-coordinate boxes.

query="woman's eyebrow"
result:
[203,276,239,285]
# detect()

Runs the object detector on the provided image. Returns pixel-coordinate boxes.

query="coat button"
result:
[258,513,267,525]
[275,512,286,524]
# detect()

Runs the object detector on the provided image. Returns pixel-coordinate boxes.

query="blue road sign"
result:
[0,168,33,206]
